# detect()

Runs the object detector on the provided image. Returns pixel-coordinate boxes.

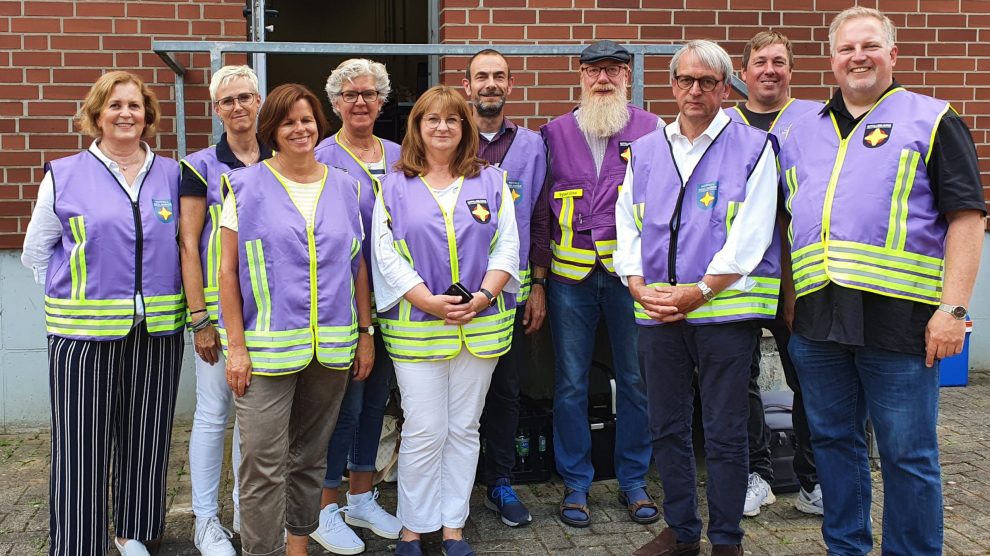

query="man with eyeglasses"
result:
[615,40,779,556]
[461,48,547,529]
[178,65,272,556]
[724,31,823,519]
[778,8,984,555]
[530,40,661,529]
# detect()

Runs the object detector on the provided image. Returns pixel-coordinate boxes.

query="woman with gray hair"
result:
[311,58,402,555]
[178,64,271,556]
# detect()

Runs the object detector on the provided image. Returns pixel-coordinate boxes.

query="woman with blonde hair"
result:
[372,85,519,556]
[22,71,184,556]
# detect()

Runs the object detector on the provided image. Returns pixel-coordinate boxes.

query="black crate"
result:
[478,398,554,485]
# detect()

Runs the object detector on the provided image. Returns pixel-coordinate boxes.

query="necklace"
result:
[340,131,377,161]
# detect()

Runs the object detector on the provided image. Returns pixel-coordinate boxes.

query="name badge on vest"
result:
[507,180,523,205]
[153,199,174,223]
[696,182,718,210]
[466,199,492,223]
[863,123,892,148]
[619,141,633,163]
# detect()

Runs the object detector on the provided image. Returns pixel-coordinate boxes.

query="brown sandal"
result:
[619,490,661,524]
[559,488,591,528]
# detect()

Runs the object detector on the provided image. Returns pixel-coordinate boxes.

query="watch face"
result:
[952,306,967,319]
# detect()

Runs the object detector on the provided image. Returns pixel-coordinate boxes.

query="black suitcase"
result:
[763,390,801,494]
[589,361,617,482]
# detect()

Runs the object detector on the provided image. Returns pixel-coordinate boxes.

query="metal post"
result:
[175,71,186,159]
[211,47,223,143]
[630,46,645,109]
[252,0,267,94]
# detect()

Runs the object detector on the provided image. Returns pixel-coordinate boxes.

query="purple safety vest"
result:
[44,150,184,340]
[778,87,951,305]
[314,132,401,292]
[377,167,516,362]
[630,121,780,325]
[541,105,660,283]
[219,161,364,375]
[725,98,822,144]
[493,126,547,303]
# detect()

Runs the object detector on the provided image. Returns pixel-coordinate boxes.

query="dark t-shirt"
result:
[734,104,778,132]
[793,82,986,355]
[179,133,273,197]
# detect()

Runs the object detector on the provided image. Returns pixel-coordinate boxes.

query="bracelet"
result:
[532,277,548,287]
[191,315,212,332]
[190,308,208,315]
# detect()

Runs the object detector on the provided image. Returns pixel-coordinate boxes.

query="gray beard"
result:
[475,98,504,118]
[576,89,630,138]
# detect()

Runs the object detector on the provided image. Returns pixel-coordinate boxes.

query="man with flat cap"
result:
[530,40,662,528]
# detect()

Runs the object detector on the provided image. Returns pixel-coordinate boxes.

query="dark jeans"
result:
[748,316,818,491]
[480,307,529,484]
[639,321,753,546]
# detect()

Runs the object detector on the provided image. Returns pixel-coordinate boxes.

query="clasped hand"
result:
[632,283,706,323]
[426,293,485,325]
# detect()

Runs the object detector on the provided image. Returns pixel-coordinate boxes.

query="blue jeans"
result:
[548,269,652,492]
[324,335,395,488]
[789,334,942,556]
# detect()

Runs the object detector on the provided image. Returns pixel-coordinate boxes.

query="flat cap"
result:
[579,40,632,64]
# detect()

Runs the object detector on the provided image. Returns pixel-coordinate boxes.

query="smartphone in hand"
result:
[443,282,474,305]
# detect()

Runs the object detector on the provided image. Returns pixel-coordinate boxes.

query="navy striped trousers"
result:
[48,324,183,556]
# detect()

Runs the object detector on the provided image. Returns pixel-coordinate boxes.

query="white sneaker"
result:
[743,472,776,517]
[344,488,402,540]
[114,538,150,556]
[194,516,236,556]
[795,484,824,516]
[310,503,365,555]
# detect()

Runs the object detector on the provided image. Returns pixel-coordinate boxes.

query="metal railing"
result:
[153,41,747,158]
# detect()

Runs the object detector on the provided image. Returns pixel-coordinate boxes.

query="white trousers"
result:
[394,349,497,532]
[188,340,241,520]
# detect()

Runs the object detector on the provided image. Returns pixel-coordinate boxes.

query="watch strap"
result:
[480,288,497,307]
[938,303,967,320]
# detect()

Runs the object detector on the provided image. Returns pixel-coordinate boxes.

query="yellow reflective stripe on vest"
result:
[218,328,316,374]
[884,149,921,251]
[245,239,272,333]
[595,239,617,272]
[378,317,463,361]
[551,257,592,281]
[517,266,532,304]
[783,166,798,243]
[68,215,87,300]
[726,201,741,236]
[317,325,359,369]
[206,203,222,290]
[555,189,581,251]
[826,240,943,304]
[145,293,186,334]
[633,202,645,232]
[791,243,827,296]
[204,287,220,323]
[45,296,134,337]
[632,278,780,322]
[350,237,360,259]
[394,239,414,268]
[421,176,462,283]
[462,308,514,357]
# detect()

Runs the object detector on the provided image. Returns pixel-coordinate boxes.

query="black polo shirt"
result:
[179,133,273,197]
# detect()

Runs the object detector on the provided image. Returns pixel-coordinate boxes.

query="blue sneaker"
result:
[484,481,532,527]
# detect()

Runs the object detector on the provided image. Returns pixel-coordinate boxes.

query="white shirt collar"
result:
[665,108,730,143]
[89,140,154,172]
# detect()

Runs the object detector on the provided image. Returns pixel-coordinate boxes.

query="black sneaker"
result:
[484,481,532,527]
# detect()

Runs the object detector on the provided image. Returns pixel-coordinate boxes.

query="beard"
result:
[576,85,630,138]
[473,87,506,118]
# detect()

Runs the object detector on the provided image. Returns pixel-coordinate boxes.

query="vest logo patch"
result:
[507,180,523,205]
[153,199,174,223]
[696,182,718,210]
[619,141,633,163]
[466,199,491,223]
[863,123,892,148]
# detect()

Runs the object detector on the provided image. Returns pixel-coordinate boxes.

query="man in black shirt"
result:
[725,31,823,519]
[778,8,985,556]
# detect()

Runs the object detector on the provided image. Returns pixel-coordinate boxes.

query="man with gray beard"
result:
[530,40,662,528]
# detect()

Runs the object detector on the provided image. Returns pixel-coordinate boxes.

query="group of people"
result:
[21,6,982,556]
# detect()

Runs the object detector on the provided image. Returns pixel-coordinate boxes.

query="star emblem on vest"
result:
[863,123,892,148]
[153,199,174,223]
[507,179,523,205]
[466,199,491,223]
[619,141,633,163]
[696,182,718,210]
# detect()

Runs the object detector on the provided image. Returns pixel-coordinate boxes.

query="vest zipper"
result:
[131,198,143,309]
[667,183,688,285]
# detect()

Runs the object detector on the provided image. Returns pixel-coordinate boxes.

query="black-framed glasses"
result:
[423,116,462,129]
[581,65,626,78]
[674,75,722,92]
[340,90,380,103]
[216,92,257,110]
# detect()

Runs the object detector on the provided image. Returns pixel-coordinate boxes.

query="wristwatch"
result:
[937,303,967,320]
[532,277,548,287]
[479,288,498,307]
[358,325,375,336]
[696,281,716,302]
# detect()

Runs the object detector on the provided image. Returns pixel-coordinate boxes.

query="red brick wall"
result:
[1,1,988,248]
[438,0,990,224]
[0,0,245,248]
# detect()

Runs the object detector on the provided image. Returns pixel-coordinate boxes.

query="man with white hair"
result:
[179,65,272,556]
[779,7,984,554]
[615,40,779,556]
[530,40,661,528]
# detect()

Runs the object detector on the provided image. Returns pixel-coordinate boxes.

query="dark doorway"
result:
[260,1,430,144]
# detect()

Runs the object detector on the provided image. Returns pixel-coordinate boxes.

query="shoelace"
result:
[491,485,521,505]
[203,518,234,544]
[327,504,356,531]
[353,488,393,519]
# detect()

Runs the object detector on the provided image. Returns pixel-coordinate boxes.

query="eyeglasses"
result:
[216,92,257,111]
[423,116,462,129]
[340,90,380,103]
[581,65,626,78]
[674,75,722,92]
